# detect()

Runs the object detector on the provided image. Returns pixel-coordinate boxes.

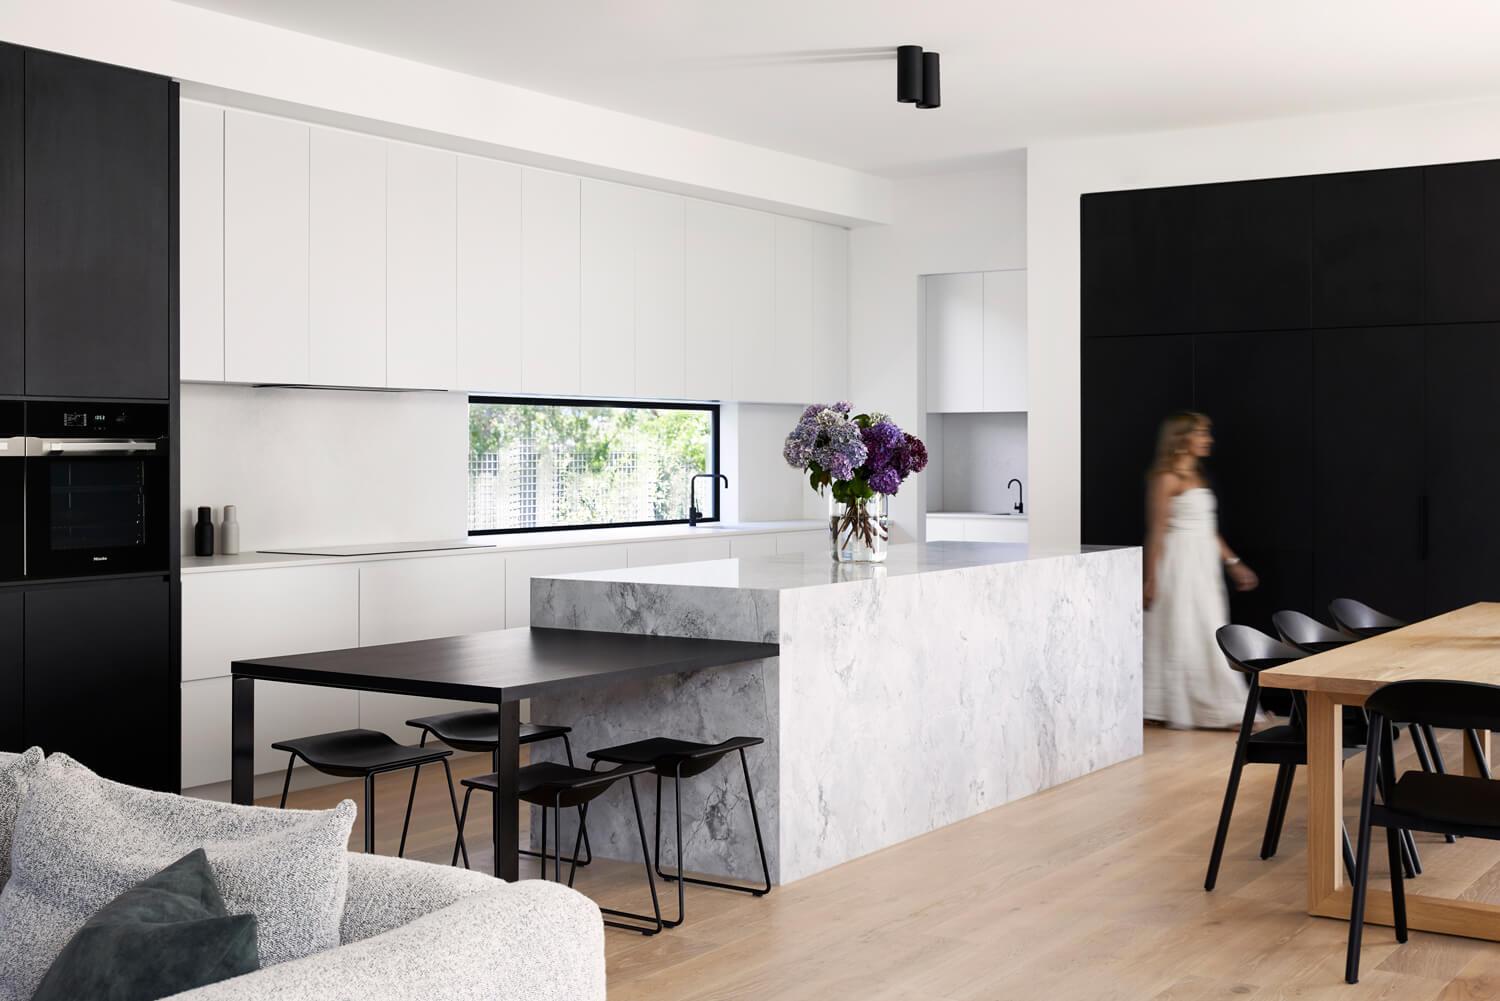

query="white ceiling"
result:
[175,0,1500,177]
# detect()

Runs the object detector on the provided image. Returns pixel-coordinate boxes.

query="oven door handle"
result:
[25,437,161,455]
[0,436,25,457]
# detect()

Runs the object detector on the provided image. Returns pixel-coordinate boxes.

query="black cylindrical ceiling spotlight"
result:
[896,45,924,104]
[916,51,941,109]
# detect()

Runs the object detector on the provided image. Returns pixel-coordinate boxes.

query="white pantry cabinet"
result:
[580,180,639,397]
[223,111,309,384]
[926,269,1028,414]
[387,143,457,390]
[982,270,1027,412]
[520,168,582,395]
[456,155,522,393]
[811,222,849,403]
[309,127,386,388]
[179,101,224,382]
[634,188,686,399]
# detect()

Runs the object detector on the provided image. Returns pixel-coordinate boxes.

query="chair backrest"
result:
[1215,624,1305,675]
[1328,598,1406,637]
[1272,610,1350,651]
[1366,680,1500,732]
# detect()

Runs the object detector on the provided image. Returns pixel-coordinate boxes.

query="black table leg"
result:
[231,676,255,806]
[494,701,520,880]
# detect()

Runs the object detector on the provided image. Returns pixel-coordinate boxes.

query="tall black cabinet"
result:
[1082,163,1500,627]
[0,45,178,792]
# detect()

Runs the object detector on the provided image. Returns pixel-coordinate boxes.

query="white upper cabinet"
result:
[456,155,521,393]
[520,168,581,395]
[223,111,309,384]
[730,210,777,403]
[926,269,1028,414]
[386,143,457,390]
[774,216,815,405]
[683,200,737,401]
[811,223,848,403]
[309,127,386,388]
[634,188,686,399]
[580,180,638,397]
[982,269,1028,412]
[179,101,223,383]
[925,272,984,413]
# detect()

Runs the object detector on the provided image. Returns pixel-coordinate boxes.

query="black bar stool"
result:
[1273,610,1429,865]
[401,710,592,868]
[272,728,461,854]
[587,736,770,929]
[1205,626,1362,891]
[1347,680,1500,983]
[1330,598,1492,781]
[454,761,663,935]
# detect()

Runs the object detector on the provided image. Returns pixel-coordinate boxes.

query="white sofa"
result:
[0,752,606,1001]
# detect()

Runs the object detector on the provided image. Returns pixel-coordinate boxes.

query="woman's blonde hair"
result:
[1150,411,1209,477]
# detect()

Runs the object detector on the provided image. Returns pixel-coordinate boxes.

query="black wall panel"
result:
[1312,327,1426,621]
[1426,161,1500,323]
[1192,331,1314,632]
[1189,177,1312,333]
[1081,187,1195,337]
[1080,334,1194,549]
[1311,169,1423,328]
[0,590,20,752]
[0,44,20,396]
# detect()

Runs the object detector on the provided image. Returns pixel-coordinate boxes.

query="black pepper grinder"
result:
[194,506,215,557]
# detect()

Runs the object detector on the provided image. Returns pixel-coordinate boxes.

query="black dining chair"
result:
[1347,680,1500,983]
[1329,599,1491,782]
[1205,625,1362,891]
[1274,609,1434,861]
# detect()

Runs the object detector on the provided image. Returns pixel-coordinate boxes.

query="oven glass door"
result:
[25,443,166,577]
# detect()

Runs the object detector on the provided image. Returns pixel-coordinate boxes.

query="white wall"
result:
[720,404,825,524]
[0,0,890,226]
[848,156,1028,540]
[181,385,468,551]
[927,413,1028,514]
[1026,93,1500,550]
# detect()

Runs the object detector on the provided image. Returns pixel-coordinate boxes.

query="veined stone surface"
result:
[529,542,1142,885]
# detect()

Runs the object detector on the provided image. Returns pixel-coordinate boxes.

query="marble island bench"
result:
[529,541,1143,884]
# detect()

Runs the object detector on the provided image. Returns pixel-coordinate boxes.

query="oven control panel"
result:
[26,400,168,438]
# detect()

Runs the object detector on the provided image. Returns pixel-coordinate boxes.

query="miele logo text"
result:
[92,556,108,562]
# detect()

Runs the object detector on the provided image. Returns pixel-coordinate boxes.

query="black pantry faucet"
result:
[689,473,729,527]
[1007,478,1024,515]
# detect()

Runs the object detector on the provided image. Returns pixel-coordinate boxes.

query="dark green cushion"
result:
[30,848,259,1001]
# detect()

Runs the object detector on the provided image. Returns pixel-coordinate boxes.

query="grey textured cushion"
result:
[0,760,356,1001]
[0,747,44,892]
[31,848,260,1001]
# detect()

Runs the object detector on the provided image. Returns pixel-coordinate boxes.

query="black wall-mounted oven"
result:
[0,401,169,581]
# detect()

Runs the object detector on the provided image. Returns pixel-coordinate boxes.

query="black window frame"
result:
[466,395,722,536]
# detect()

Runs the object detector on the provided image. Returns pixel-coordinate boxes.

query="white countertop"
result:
[180,520,825,574]
[927,511,1028,520]
[541,541,1124,593]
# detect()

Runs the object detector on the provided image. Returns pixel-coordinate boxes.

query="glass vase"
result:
[829,493,890,563]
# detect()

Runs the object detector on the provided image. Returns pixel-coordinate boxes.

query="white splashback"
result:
[926,411,1028,514]
[181,383,468,552]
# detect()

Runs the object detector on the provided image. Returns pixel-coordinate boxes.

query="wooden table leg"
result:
[1465,729,1491,778]
[494,701,520,880]
[231,676,254,806]
[1305,691,1344,910]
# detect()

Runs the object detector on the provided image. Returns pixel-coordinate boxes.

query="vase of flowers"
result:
[783,402,928,563]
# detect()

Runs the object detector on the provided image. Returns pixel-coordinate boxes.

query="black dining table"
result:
[231,625,779,880]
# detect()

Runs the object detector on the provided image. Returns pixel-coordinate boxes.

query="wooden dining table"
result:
[1261,602,1500,941]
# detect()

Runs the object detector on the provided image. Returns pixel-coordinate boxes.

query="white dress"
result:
[1143,487,1246,729]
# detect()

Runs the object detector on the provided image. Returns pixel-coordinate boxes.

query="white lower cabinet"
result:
[776,530,828,555]
[728,534,778,558]
[925,516,1029,544]
[181,678,359,791]
[504,544,628,628]
[355,554,506,741]
[182,565,359,682]
[626,537,733,568]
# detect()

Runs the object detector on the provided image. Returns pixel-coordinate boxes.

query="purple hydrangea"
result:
[868,467,902,495]
[894,433,929,477]
[783,403,868,482]
[785,403,925,497]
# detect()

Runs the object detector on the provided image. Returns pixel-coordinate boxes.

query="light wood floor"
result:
[269,727,1500,1000]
